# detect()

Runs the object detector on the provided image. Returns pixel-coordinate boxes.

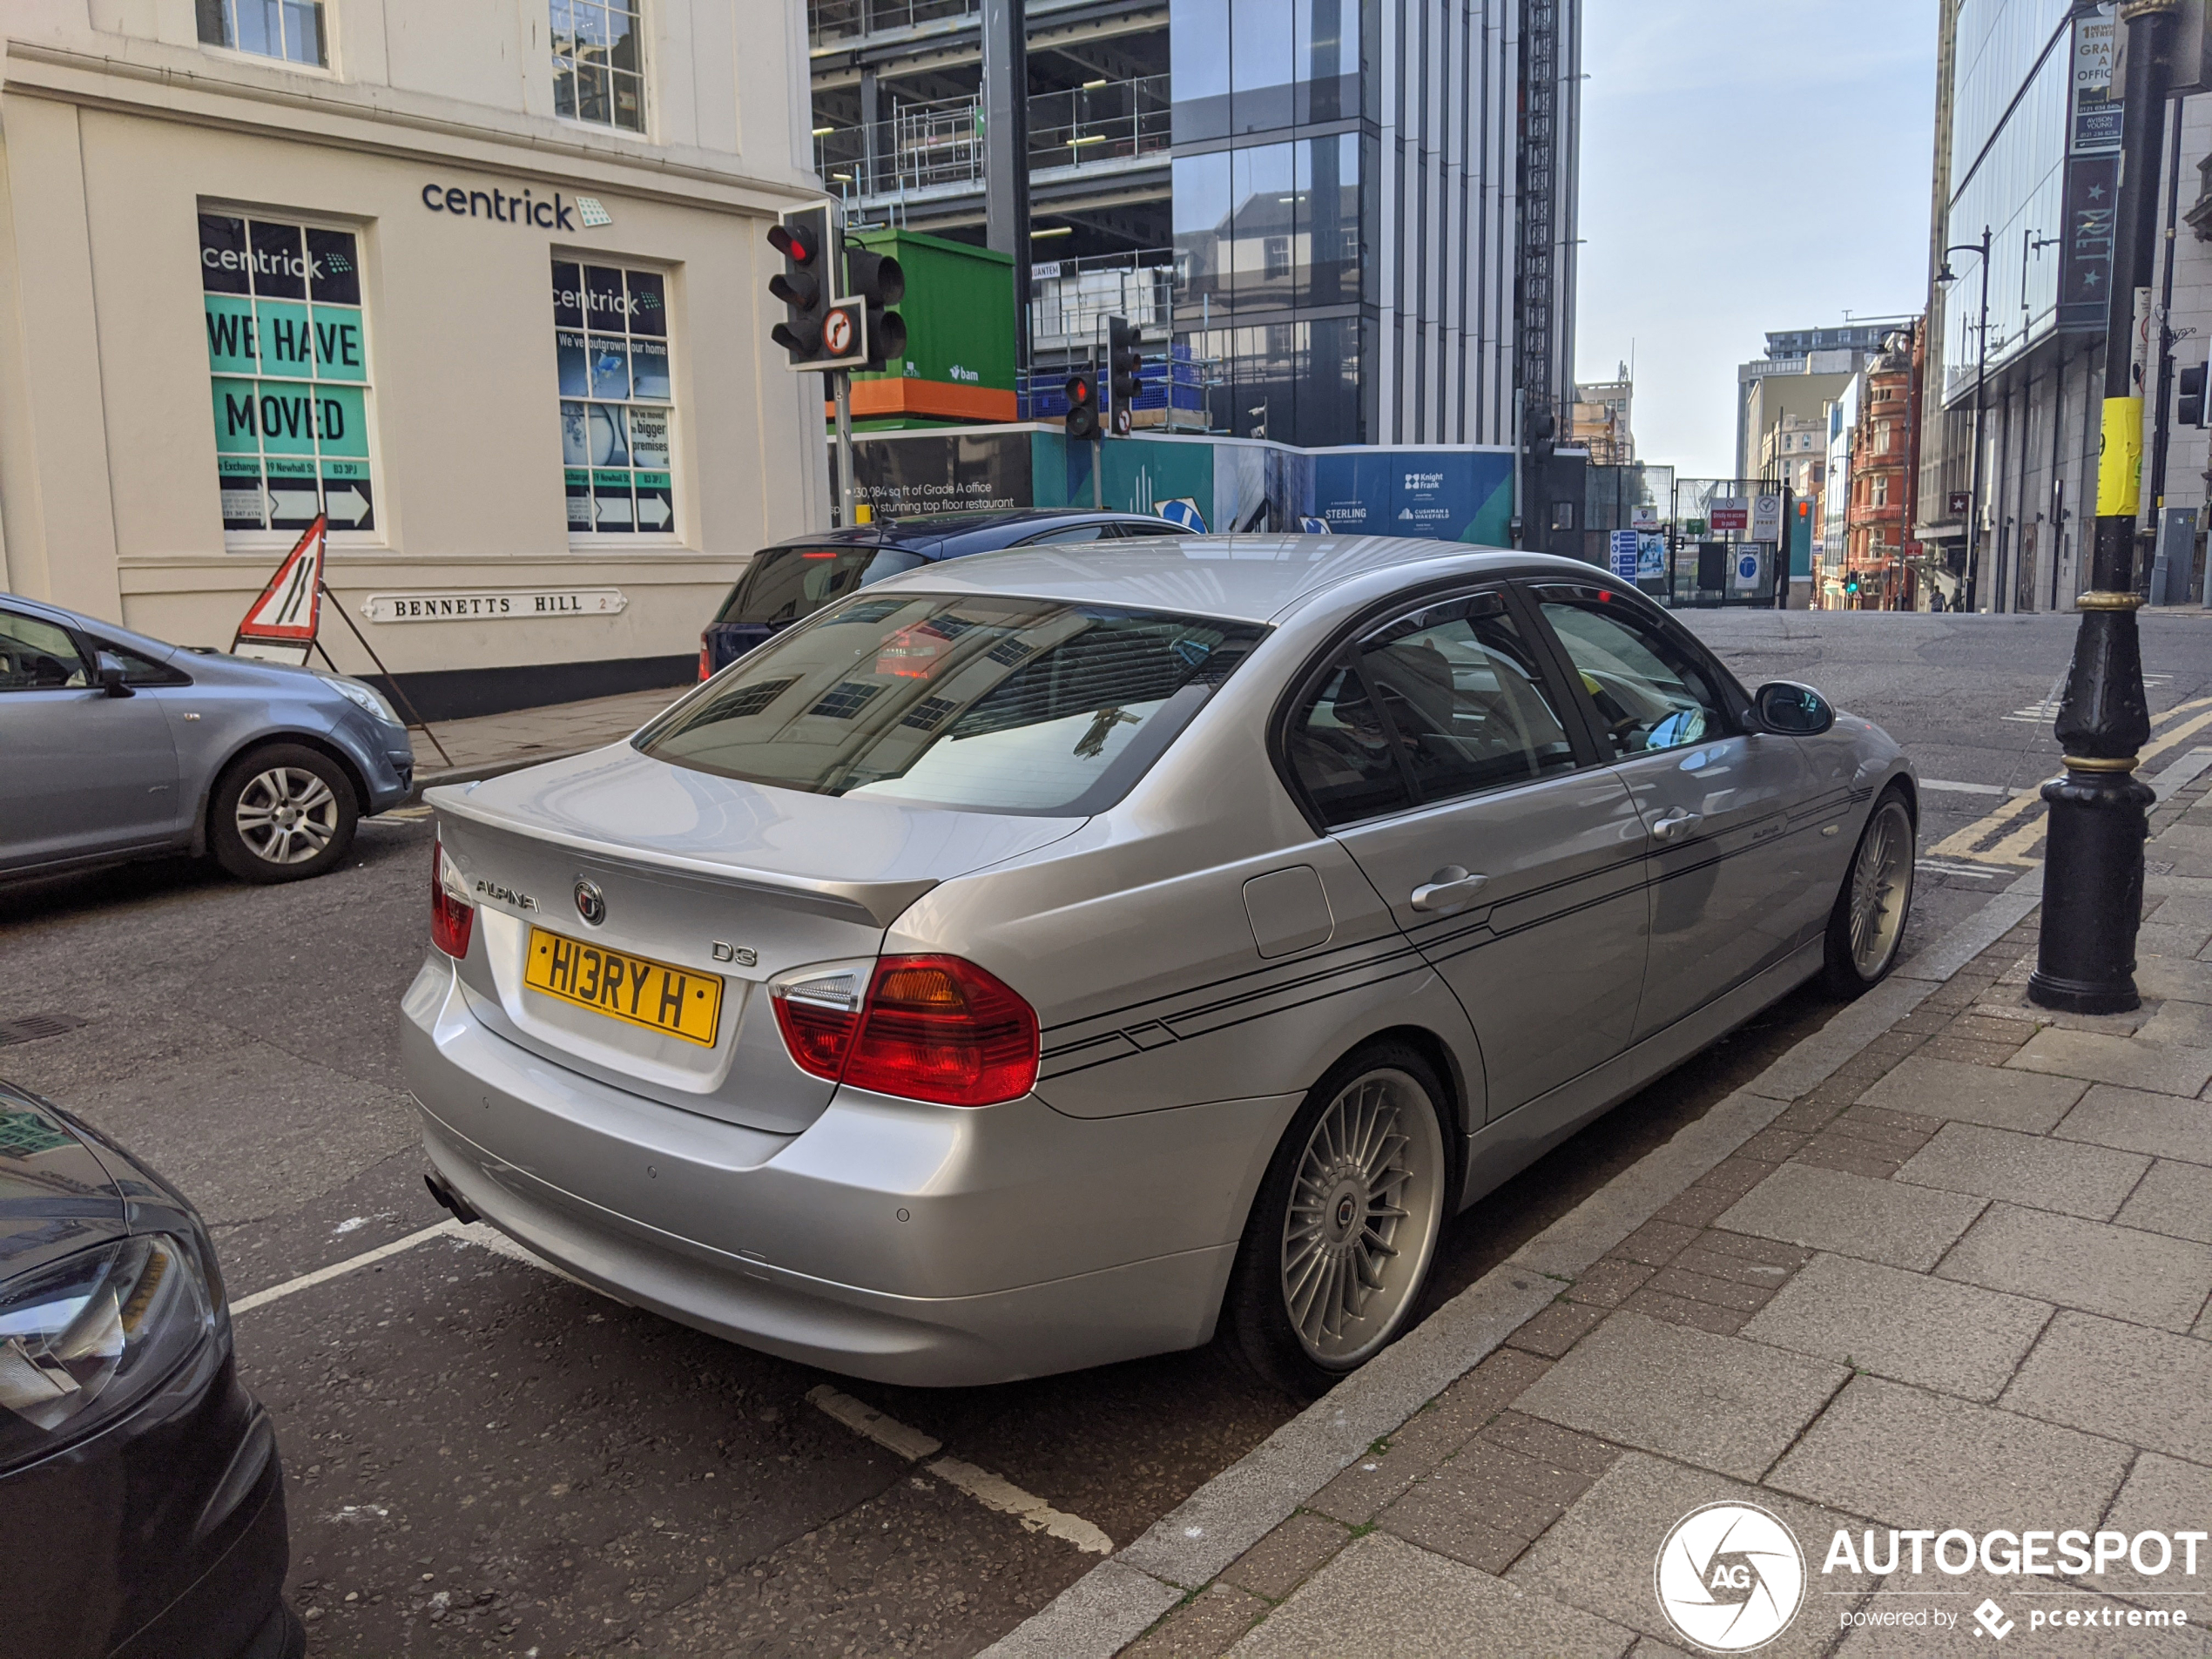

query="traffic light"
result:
[1844,571,1861,596]
[1107,315,1143,435]
[845,244,906,372]
[766,206,833,367]
[1065,365,1100,441]
[2181,362,2208,428]
[1529,409,1557,462]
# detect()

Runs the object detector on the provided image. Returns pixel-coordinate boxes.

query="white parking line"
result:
[229,1220,462,1314]
[228,1217,602,1315]
[806,1385,1113,1554]
[1918,779,2011,797]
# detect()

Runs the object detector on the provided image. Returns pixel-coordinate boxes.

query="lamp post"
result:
[2029,0,2176,1015]
[1936,227,1993,611]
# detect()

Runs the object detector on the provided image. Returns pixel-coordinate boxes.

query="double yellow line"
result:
[1928,695,2212,867]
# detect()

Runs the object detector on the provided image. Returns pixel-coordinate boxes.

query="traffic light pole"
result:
[832,369,857,527]
[2028,0,2175,1015]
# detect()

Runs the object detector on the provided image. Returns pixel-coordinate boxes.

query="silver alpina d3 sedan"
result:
[404,540,1915,1393]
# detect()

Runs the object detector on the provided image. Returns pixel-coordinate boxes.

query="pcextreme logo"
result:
[1655,1502,1805,1652]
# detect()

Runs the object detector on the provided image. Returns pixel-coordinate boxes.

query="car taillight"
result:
[772,954,1038,1107]
[698,637,711,680]
[431,840,475,959]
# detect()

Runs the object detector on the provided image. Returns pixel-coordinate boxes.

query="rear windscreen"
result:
[639,593,1267,816]
[716,545,928,628]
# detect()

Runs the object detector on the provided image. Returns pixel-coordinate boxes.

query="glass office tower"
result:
[1170,0,1526,448]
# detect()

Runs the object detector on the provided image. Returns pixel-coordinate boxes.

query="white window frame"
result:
[551,0,652,140]
[555,253,682,547]
[196,0,338,75]
[200,200,386,555]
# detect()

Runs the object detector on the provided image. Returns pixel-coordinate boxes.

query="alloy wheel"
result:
[1848,799,1914,979]
[1279,1067,1446,1366]
[233,766,341,866]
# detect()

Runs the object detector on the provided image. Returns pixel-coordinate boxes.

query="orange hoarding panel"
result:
[825,378,1019,423]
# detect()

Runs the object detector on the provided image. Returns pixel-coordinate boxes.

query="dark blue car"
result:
[698,509,1184,678]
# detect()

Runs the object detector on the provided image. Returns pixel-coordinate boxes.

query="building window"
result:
[201,212,376,537]
[553,0,646,134]
[555,261,673,535]
[1877,420,1893,454]
[197,0,328,67]
[1873,475,1890,508]
[1264,235,1291,280]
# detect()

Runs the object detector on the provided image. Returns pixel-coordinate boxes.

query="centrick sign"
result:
[420,182,611,230]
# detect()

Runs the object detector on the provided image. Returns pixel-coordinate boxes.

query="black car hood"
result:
[0,1081,129,1279]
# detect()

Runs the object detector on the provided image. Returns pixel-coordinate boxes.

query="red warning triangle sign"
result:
[233,516,327,664]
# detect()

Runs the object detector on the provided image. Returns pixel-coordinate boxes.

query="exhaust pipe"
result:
[423,1171,481,1226]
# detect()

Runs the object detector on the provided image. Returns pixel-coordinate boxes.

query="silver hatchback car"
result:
[405,540,1915,1393]
[1,593,415,886]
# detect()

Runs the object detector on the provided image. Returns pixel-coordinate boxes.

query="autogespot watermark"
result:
[1656,1511,2205,1652]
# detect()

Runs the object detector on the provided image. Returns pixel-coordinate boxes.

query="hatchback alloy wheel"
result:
[1848,798,1912,979]
[234,766,341,866]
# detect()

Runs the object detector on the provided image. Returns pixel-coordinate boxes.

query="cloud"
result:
[1575,0,1939,475]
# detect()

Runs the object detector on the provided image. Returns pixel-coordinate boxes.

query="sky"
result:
[1574,0,1939,476]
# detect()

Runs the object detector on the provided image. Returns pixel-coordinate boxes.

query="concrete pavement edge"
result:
[972,866,2061,1659]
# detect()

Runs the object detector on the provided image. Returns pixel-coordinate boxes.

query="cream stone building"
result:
[0,0,829,714]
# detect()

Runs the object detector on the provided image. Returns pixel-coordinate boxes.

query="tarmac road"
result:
[4,607,2209,1656]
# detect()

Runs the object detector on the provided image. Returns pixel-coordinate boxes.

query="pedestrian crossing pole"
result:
[2030,0,2176,1013]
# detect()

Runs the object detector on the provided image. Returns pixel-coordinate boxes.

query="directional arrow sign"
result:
[636,493,672,529]
[269,487,322,524]
[325,484,373,527]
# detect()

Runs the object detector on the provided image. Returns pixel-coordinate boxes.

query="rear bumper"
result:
[402,957,1290,1386]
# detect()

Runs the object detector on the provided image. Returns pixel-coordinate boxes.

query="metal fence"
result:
[808,0,975,47]
[1029,251,1177,347]
[812,76,1170,201]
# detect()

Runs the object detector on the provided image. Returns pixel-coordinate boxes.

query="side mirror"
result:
[96,651,134,698]
[1754,680,1831,735]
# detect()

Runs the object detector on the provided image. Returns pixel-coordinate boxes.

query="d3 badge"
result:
[1654,1501,1805,1652]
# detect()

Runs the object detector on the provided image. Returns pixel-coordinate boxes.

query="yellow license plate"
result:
[523,926,724,1047]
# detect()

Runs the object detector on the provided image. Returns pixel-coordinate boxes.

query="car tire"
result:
[1822,784,1915,998]
[209,743,358,884]
[1225,1041,1453,1399]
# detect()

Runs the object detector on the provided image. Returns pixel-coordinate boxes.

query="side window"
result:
[1021,523,1114,545]
[1285,657,1416,826]
[90,640,192,688]
[0,612,89,692]
[1285,591,1577,825]
[1355,594,1578,804]
[1536,591,1727,759]
[1115,522,1183,538]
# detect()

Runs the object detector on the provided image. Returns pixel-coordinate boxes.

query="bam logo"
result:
[1655,1502,1805,1653]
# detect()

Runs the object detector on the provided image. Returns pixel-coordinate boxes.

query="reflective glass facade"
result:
[1170,0,1521,448]
[1939,0,2104,402]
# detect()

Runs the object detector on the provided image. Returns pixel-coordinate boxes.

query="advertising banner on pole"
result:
[1609,529,1639,580]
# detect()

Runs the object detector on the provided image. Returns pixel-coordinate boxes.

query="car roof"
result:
[857,536,1608,623]
[0,590,183,658]
[759,509,1170,557]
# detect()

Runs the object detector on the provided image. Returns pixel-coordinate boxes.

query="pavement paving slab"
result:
[2005,1027,2212,1098]
[2054,1082,2212,1167]
[2002,1312,2212,1467]
[1506,1451,1880,1659]
[1226,1532,1636,1659]
[2115,1157,2212,1243]
[1765,1374,2133,1535]
[1713,1162,1986,1271]
[1892,1120,2150,1219]
[1934,1202,2212,1332]
[1854,1054,2088,1133]
[1737,1252,2053,1401]
[1510,1312,1848,1482]
[2095,1452,2212,1606]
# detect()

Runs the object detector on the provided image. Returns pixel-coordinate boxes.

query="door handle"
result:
[1410,867,1490,912]
[1649,807,1703,842]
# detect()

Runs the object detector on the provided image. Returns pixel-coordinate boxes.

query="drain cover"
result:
[0,1013,88,1048]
